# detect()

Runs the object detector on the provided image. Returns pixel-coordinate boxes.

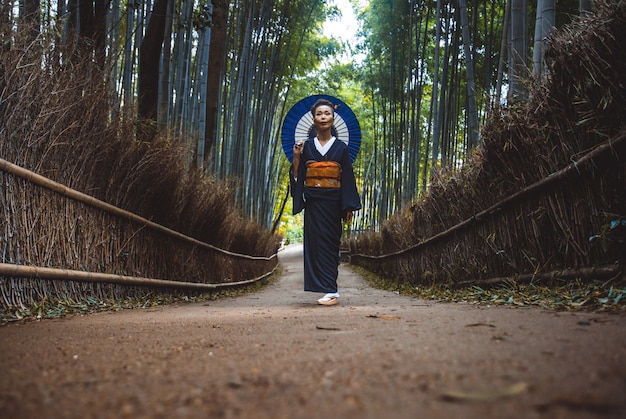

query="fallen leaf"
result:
[441,382,528,402]
[465,323,496,328]
[316,325,340,331]
[367,314,401,320]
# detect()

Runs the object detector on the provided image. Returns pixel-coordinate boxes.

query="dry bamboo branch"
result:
[0,262,278,290]
[0,158,276,261]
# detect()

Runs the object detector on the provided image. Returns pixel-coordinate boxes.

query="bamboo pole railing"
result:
[452,263,622,287]
[0,262,278,290]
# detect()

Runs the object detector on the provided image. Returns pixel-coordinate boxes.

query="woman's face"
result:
[313,105,334,128]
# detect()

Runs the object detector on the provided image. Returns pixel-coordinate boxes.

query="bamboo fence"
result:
[0,159,278,310]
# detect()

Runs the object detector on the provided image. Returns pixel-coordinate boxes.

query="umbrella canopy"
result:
[281,94,361,163]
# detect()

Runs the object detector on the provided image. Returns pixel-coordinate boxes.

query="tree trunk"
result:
[429,0,443,178]
[196,10,212,169]
[495,0,511,107]
[21,0,41,39]
[509,0,528,101]
[138,0,169,127]
[65,0,79,35]
[532,0,555,78]
[580,0,593,15]
[458,0,480,149]
[204,0,229,163]
[157,0,174,129]
[122,0,136,111]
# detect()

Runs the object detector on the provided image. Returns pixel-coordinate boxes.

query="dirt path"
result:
[1,244,625,418]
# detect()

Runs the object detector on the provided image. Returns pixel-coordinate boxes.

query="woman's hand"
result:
[344,211,353,223]
[292,141,303,178]
[293,140,304,158]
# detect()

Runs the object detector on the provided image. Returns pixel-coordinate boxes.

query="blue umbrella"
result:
[281,94,361,163]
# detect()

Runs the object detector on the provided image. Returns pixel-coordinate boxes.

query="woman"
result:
[290,98,361,305]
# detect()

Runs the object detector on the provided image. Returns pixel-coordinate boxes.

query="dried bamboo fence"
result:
[348,2,626,288]
[349,132,625,286]
[0,158,278,310]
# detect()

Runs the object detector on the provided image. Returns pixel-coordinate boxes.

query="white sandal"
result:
[317,295,338,305]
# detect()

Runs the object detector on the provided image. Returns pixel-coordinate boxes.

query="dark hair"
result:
[310,98,335,116]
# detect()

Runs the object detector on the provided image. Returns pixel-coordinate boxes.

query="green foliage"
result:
[193,2,213,30]
[278,214,304,245]
[589,214,626,252]
[274,0,338,79]
[0,274,280,325]
[353,265,626,313]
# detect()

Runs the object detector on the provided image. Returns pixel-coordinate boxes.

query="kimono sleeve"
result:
[340,149,361,213]
[290,162,306,215]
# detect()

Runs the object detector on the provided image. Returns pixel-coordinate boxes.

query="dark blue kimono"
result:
[290,138,361,293]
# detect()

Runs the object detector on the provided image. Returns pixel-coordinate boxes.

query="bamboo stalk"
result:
[0,262,278,291]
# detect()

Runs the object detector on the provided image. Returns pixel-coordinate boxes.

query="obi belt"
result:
[305,161,342,188]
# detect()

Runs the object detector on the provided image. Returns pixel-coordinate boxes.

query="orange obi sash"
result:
[305,161,341,188]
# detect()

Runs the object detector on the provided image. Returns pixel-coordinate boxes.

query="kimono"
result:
[290,137,361,293]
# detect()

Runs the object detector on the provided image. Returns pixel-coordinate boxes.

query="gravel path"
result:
[1,244,625,418]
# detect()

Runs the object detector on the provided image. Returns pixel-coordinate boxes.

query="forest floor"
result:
[1,244,625,419]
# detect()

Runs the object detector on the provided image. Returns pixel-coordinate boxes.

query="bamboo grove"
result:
[353,0,587,232]
[1,0,600,233]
